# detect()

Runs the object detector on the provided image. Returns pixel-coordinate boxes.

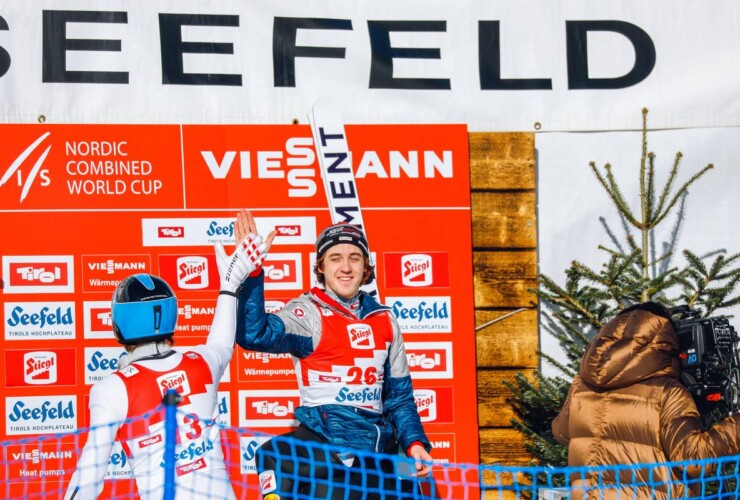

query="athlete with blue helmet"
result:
[65,215,273,500]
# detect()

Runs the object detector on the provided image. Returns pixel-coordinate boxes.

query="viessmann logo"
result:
[2,255,74,293]
[82,254,151,292]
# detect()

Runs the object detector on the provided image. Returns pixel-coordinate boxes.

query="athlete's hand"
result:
[235,209,277,256]
[215,230,268,294]
[408,444,433,478]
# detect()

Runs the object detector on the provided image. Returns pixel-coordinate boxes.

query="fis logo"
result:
[0,132,52,204]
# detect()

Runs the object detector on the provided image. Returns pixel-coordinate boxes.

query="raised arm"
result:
[203,210,272,376]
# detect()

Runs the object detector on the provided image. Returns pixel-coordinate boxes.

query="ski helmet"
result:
[112,274,177,345]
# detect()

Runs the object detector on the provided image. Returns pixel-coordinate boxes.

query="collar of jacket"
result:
[309,287,391,320]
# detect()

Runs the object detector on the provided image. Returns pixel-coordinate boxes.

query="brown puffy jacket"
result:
[552,307,740,499]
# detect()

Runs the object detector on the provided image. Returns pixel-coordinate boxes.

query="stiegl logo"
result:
[347,324,375,350]
[177,256,209,289]
[157,370,191,397]
[24,352,57,385]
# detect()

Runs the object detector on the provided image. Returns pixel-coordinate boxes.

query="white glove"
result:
[214,233,268,294]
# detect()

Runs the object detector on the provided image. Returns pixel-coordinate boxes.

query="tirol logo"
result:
[413,387,454,424]
[5,349,76,387]
[239,390,300,427]
[383,252,449,289]
[347,324,375,350]
[388,296,452,333]
[82,254,151,292]
[157,370,192,398]
[2,255,74,293]
[83,301,114,339]
[275,225,301,237]
[4,302,76,340]
[405,342,453,379]
[159,254,219,292]
[262,253,302,291]
[159,226,184,238]
[6,395,77,435]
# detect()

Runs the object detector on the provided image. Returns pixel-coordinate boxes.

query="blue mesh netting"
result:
[3,402,739,499]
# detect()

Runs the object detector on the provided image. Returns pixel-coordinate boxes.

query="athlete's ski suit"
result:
[236,271,430,497]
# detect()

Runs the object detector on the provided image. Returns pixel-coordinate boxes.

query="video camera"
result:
[672,306,740,428]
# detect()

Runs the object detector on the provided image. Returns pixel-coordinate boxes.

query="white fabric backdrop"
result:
[0,1,739,131]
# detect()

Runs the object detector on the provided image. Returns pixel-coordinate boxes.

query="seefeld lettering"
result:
[109,448,128,467]
[8,400,75,422]
[160,439,214,467]
[392,300,448,322]
[206,220,235,237]
[335,386,382,404]
[87,350,120,371]
[7,305,73,328]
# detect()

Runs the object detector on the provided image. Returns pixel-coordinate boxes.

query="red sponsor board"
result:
[383,252,450,288]
[5,348,77,387]
[0,124,477,498]
[0,125,183,210]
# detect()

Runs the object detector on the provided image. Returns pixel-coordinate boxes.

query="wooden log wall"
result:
[469,133,538,469]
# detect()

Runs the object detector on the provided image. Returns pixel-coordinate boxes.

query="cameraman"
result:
[552,302,740,499]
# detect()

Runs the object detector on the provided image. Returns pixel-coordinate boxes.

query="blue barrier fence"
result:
[2,392,739,498]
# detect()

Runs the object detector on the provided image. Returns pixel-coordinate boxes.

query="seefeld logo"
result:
[24,351,57,385]
[347,323,375,350]
[157,370,191,397]
[8,399,75,423]
[388,296,452,333]
[7,304,73,329]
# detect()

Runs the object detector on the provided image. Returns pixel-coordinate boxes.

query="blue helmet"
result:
[112,274,177,345]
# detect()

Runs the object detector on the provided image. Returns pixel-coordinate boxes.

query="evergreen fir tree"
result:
[505,108,740,476]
